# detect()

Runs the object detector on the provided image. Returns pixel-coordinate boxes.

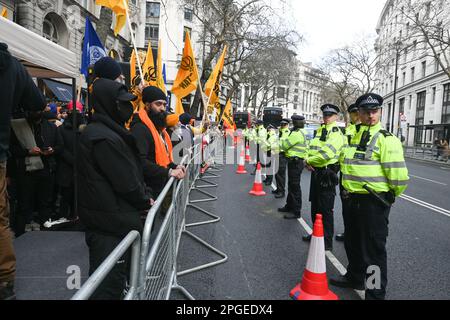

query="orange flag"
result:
[1,7,7,18]
[95,0,128,35]
[175,97,185,115]
[142,41,157,87]
[156,40,167,94]
[204,46,227,117]
[172,32,199,98]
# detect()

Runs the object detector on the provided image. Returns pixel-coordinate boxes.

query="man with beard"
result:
[77,78,152,300]
[130,86,186,197]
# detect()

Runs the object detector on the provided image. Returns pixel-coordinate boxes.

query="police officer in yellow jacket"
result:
[303,104,346,251]
[252,120,267,175]
[278,116,308,219]
[336,103,361,242]
[272,119,291,198]
[329,93,409,300]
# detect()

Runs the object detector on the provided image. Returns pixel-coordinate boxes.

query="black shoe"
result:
[0,282,16,300]
[335,233,345,242]
[284,213,300,220]
[275,193,285,199]
[302,234,312,242]
[329,275,364,290]
[271,189,279,195]
[264,180,272,186]
[278,206,291,213]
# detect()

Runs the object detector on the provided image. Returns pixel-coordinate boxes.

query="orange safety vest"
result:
[138,109,173,168]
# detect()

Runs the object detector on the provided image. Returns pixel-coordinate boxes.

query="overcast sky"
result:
[290,0,387,65]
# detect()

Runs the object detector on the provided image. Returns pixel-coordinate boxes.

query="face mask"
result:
[117,101,134,123]
[148,109,167,129]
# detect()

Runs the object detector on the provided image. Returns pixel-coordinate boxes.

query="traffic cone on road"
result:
[245,145,251,163]
[290,214,338,300]
[236,148,248,174]
[249,162,266,196]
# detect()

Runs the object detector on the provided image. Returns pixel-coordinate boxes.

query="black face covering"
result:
[148,109,168,129]
[117,101,134,123]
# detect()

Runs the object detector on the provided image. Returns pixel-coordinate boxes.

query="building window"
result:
[411,67,415,82]
[442,84,450,124]
[145,23,159,41]
[43,17,58,43]
[421,61,427,78]
[294,95,298,102]
[402,72,406,86]
[415,91,426,145]
[146,2,160,18]
[184,8,193,21]
[435,55,441,73]
[277,87,286,99]
[131,23,137,40]
[183,26,192,42]
[432,87,436,104]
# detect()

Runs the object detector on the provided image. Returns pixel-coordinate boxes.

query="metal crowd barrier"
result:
[71,129,227,300]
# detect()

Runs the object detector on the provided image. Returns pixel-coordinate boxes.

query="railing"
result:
[404,146,438,160]
[72,130,227,300]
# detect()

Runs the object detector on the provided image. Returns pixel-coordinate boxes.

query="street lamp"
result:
[390,40,402,135]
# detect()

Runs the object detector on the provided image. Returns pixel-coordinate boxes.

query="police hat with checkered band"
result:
[347,103,359,113]
[320,104,340,116]
[356,93,384,110]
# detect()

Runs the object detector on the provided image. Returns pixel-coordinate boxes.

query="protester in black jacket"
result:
[78,78,152,300]
[0,42,45,300]
[10,111,64,236]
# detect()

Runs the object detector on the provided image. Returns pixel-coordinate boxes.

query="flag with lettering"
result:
[142,41,157,87]
[156,40,167,94]
[81,17,107,79]
[171,32,199,98]
[222,99,235,129]
[204,46,227,118]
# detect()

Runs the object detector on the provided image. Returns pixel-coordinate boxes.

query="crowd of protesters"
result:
[0,49,204,300]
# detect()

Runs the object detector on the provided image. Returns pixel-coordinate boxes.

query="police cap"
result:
[356,93,384,110]
[280,118,290,125]
[256,120,264,125]
[291,115,305,121]
[348,103,359,113]
[321,104,340,116]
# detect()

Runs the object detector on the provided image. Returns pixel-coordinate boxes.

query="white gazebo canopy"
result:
[0,17,78,79]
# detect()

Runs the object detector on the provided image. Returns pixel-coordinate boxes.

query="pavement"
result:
[176,152,450,300]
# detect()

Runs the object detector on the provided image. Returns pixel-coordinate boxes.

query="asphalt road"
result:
[176,153,450,300]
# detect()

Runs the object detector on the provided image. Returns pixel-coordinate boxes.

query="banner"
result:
[142,41,157,87]
[156,40,167,94]
[171,32,199,98]
[80,17,107,79]
[204,46,227,118]
[95,0,128,35]
[175,97,185,115]
[222,100,235,129]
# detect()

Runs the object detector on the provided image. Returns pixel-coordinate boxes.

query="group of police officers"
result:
[241,93,409,300]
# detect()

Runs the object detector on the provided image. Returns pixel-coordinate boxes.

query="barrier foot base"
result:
[185,204,220,227]
[177,230,228,277]
[189,188,218,203]
[171,283,195,300]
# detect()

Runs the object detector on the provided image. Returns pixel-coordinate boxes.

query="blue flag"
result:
[81,17,107,78]
[162,63,167,84]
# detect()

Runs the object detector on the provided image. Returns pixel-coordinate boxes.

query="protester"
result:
[10,109,64,236]
[0,42,46,300]
[130,86,186,197]
[77,78,152,300]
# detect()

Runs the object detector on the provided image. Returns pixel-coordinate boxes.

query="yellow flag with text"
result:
[175,97,185,115]
[1,7,7,18]
[129,50,141,110]
[95,0,127,35]
[222,100,234,129]
[172,32,199,98]
[156,40,167,94]
[204,46,227,117]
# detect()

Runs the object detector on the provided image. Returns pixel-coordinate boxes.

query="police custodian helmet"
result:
[355,93,384,110]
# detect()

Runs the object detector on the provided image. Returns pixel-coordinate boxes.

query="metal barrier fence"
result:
[404,146,439,160]
[72,129,227,300]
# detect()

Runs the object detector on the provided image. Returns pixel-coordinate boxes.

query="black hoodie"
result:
[0,43,45,162]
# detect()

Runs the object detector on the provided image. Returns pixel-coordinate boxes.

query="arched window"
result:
[43,16,58,43]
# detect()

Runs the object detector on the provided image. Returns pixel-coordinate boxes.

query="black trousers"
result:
[275,154,288,194]
[85,231,130,300]
[347,194,390,300]
[15,168,55,236]
[309,170,336,248]
[59,185,74,220]
[286,159,304,214]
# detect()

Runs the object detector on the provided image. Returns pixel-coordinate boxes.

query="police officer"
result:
[336,103,361,242]
[272,119,291,198]
[330,94,409,300]
[252,120,267,175]
[303,104,346,251]
[278,116,308,219]
[262,125,277,185]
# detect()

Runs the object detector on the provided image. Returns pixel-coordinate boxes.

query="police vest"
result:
[282,128,307,159]
[307,122,346,168]
[340,122,409,196]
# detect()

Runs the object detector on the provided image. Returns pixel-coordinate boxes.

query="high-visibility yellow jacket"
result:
[242,128,250,139]
[261,130,277,152]
[281,128,308,159]
[254,125,267,145]
[272,127,291,154]
[306,122,346,168]
[340,122,409,196]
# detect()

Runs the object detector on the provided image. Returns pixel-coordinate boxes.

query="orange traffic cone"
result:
[245,145,251,163]
[249,162,266,196]
[290,214,338,300]
[236,148,247,174]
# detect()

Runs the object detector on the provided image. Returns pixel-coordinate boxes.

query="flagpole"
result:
[123,0,144,83]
